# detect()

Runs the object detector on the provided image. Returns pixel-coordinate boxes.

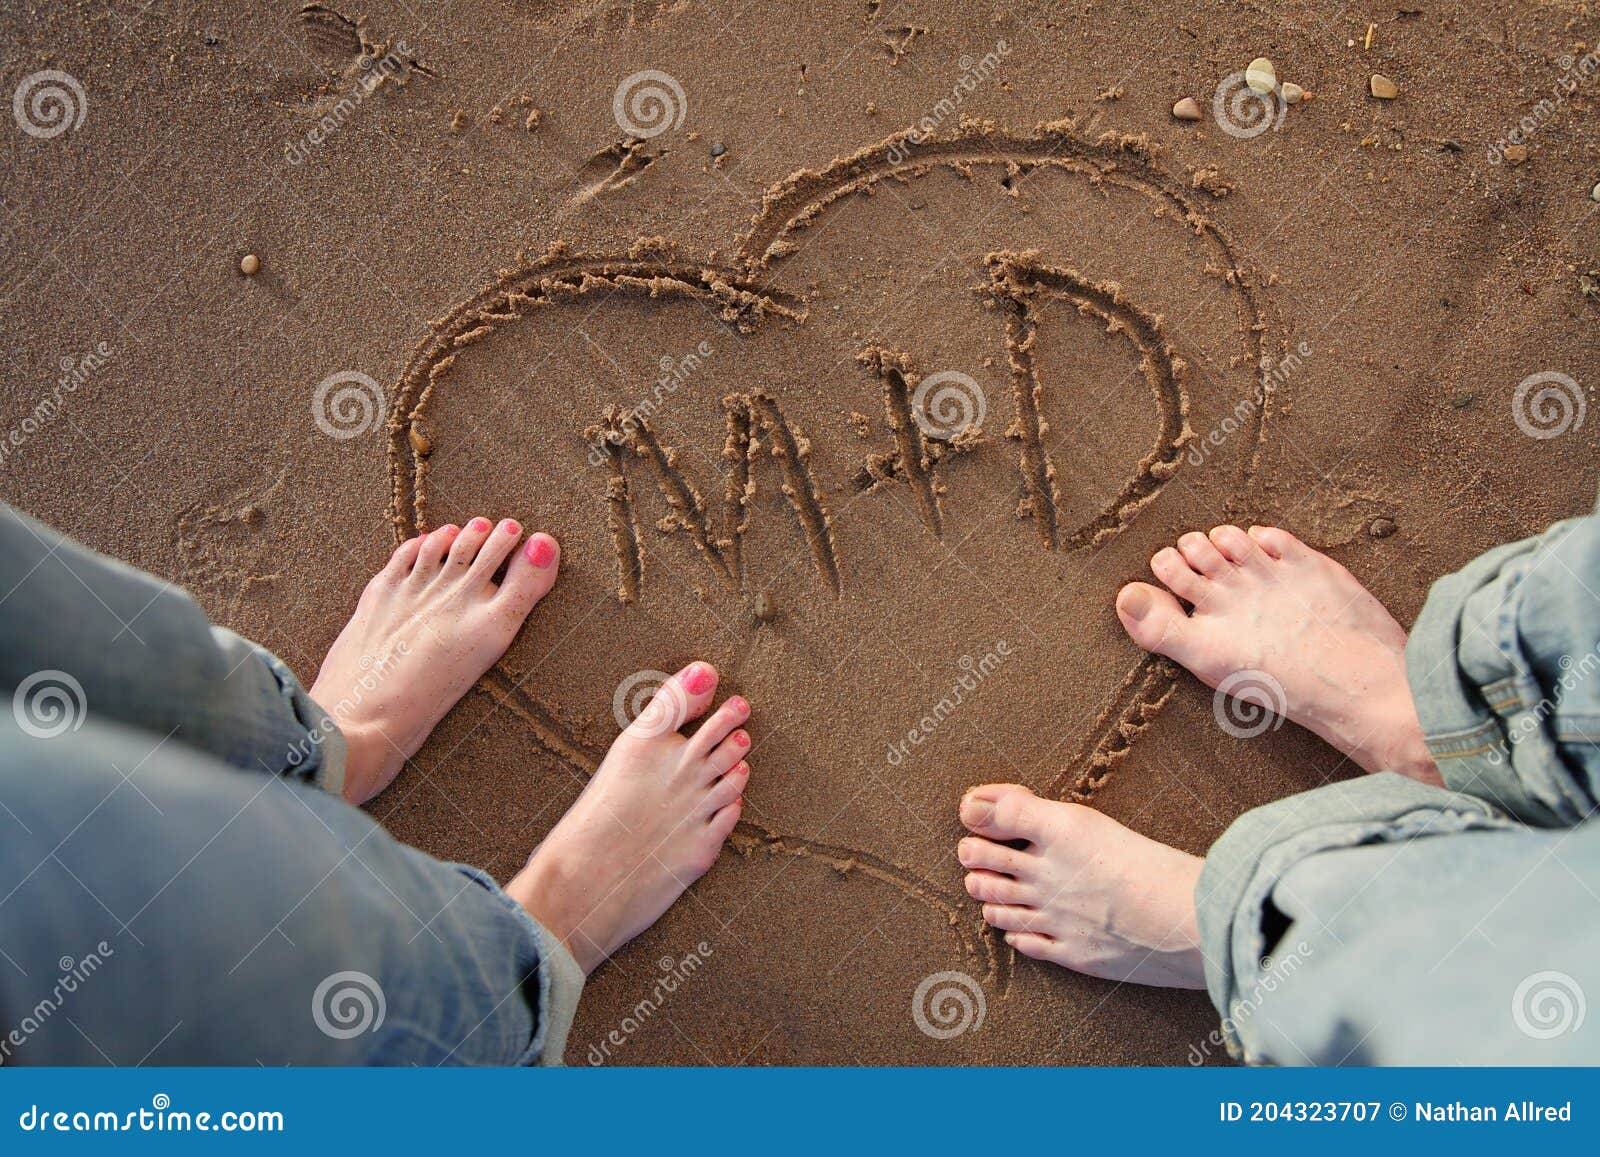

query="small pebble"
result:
[1369,517,1397,539]
[239,253,260,276]
[1281,82,1307,105]
[1246,57,1276,93]
[1369,73,1399,99]
[408,427,432,456]
[754,590,776,622]
[1172,96,1202,121]
[1503,144,1528,166]
[710,141,727,158]
[1592,182,1600,201]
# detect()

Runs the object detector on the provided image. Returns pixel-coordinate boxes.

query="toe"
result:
[414,525,459,572]
[705,762,749,813]
[1177,531,1230,577]
[1116,581,1195,659]
[703,729,751,777]
[1150,547,1208,603]
[627,661,719,739]
[960,784,1049,843]
[1004,931,1059,961]
[380,535,424,581]
[1208,524,1266,569]
[964,870,1028,905]
[688,695,750,758]
[467,519,525,582]
[981,903,1039,933]
[707,797,743,842]
[1247,524,1303,560]
[957,836,1028,876]
[446,517,495,570]
[498,533,560,615]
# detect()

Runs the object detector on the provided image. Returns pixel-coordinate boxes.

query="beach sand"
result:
[2,0,1596,1064]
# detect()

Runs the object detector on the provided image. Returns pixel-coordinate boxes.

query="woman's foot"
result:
[1116,524,1440,784]
[959,784,1206,988]
[506,662,751,973]
[309,518,562,805]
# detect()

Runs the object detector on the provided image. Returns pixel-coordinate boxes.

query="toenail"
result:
[683,663,715,695]
[525,537,556,567]
[961,797,995,827]
[729,696,748,714]
[502,519,521,535]
[469,517,491,532]
[1120,585,1153,620]
[734,731,750,747]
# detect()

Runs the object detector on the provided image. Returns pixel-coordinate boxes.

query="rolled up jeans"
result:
[0,502,584,1065]
[1197,499,1600,1064]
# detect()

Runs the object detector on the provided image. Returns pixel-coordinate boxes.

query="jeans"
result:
[1197,500,1600,1064]
[0,503,583,1065]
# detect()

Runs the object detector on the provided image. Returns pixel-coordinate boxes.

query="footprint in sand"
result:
[383,122,1280,995]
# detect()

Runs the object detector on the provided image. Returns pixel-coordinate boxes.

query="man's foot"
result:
[959,784,1206,988]
[1116,524,1440,784]
[505,662,750,973]
[309,518,561,805]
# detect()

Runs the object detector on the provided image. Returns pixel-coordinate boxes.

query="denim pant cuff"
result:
[1194,773,1509,1063]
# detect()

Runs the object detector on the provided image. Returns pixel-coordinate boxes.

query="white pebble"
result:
[1246,57,1277,93]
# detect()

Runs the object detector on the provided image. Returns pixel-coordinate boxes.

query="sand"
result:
[2,1,1597,1065]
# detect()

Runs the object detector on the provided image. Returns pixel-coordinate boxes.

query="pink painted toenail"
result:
[526,537,555,567]
[735,731,750,747]
[469,517,491,533]
[729,696,748,714]
[684,663,715,695]
[503,519,521,535]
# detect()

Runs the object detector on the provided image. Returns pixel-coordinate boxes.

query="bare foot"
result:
[1116,524,1440,784]
[505,662,751,974]
[959,784,1206,988]
[309,518,561,805]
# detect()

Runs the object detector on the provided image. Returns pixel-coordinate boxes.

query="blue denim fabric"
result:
[1195,503,1600,1065]
[0,503,581,1065]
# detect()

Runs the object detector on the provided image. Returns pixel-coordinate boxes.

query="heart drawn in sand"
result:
[384,121,1280,993]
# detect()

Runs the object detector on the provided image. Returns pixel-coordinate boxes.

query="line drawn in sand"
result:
[386,120,1283,995]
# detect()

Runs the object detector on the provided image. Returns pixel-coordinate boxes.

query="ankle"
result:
[507,852,600,974]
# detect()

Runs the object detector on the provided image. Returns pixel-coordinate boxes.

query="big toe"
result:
[960,783,1048,843]
[626,661,719,739]
[1116,582,1194,658]
[497,533,561,616]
